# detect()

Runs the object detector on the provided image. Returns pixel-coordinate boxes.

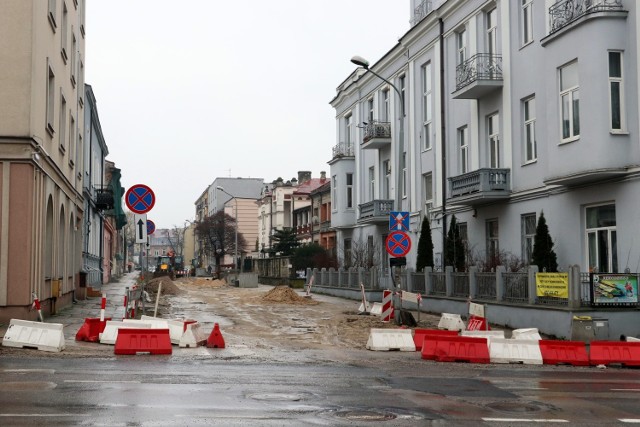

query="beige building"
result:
[0,1,86,321]
[222,198,259,267]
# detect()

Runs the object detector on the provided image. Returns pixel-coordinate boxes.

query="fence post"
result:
[371,267,378,290]
[406,268,414,293]
[528,265,538,305]
[445,266,454,297]
[496,265,506,302]
[568,264,581,309]
[425,267,433,295]
[469,266,478,299]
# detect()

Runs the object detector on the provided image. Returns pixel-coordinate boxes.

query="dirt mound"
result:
[180,277,228,288]
[144,276,183,296]
[260,286,319,305]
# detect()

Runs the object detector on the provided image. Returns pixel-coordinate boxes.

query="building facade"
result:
[0,0,86,321]
[330,0,639,273]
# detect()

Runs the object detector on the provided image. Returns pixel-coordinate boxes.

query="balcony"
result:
[358,199,394,223]
[410,0,433,27]
[452,54,503,100]
[361,121,391,150]
[331,142,354,159]
[548,0,624,35]
[448,168,510,206]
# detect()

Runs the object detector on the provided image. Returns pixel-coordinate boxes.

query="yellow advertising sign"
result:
[536,272,569,298]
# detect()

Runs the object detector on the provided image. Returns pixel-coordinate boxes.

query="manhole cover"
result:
[335,410,397,421]
[248,393,303,401]
[486,401,541,413]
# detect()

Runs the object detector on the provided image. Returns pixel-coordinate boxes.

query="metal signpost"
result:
[126,184,155,275]
[386,212,412,324]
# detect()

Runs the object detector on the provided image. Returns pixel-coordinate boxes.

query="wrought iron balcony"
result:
[549,0,623,34]
[410,0,433,27]
[331,142,354,159]
[452,53,503,99]
[361,121,391,150]
[448,168,510,206]
[358,199,394,223]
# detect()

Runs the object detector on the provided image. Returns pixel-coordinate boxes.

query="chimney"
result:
[320,171,326,182]
[297,171,312,183]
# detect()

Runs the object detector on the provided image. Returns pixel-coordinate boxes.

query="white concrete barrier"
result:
[438,313,466,331]
[370,303,383,316]
[461,330,505,340]
[366,328,415,351]
[627,336,640,342]
[358,302,371,313]
[100,321,151,345]
[179,322,208,348]
[489,338,543,364]
[2,319,65,352]
[511,328,542,340]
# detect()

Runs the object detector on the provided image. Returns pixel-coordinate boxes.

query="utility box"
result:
[592,318,610,340]
[51,279,61,298]
[571,316,596,343]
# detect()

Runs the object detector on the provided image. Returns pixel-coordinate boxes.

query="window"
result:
[48,0,57,30]
[422,62,432,150]
[521,213,536,263]
[560,61,580,141]
[487,8,497,56]
[369,167,375,201]
[70,31,77,85]
[69,114,75,167]
[458,126,468,174]
[402,153,407,198]
[486,219,499,260]
[458,222,468,258]
[367,98,374,123]
[488,113,500,168]
[346,173,353,209]
[344,238,352,268]
[79,0,85,36]
[331,175,337,211]
[609,51,624,131]
[46,61,55,134]
[422,172,432,214]
[522,0,533,45]
[367,235,374,266]
[586,204,617,273]
[59,93,66,153]
[382,160,390,199]
[524,97,536,162]
[456,29,466,65]
[382,89,389,122]
[61,2,68,61]
[345,114,353,148]
[399,75,406,114]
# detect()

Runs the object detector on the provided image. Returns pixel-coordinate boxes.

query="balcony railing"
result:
[448,168,510,205]
[410,0,433,27]
[332,142,354,159]
[358,199,394,222]
[362,121,391,149]
[549,0,623,34]
[453,54,503,100]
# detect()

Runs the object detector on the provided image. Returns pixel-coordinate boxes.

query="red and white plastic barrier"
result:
[32,292,43,322]
[100,293,106,321]
[381,290,394,322]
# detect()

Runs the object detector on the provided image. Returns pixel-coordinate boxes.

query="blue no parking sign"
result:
[125,184,155,214]
[385,231,411,258]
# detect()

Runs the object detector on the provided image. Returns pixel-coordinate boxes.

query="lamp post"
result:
[216,186,238,278]
[351,55,405,212]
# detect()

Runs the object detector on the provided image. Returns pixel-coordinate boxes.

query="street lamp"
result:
[350,55,405,212]
[216,186,238,278]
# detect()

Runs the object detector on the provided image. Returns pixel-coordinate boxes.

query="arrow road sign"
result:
[125,184,155,214]
[389,211,410,231]
[134,214,147,243]
[385,231,411,258]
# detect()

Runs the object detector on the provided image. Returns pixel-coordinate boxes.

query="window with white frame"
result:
[521,213,536,263]
[367,98,374,123]
[345,114,353,148]
[522,0,533,45]
[332,175,337,211]
[399,75,406,113]
[344,238,352,268]
[422,61,432,151]
[402,153,407,197]
[59,93,66,153]
[560,61,580,141]
[61,2,68,61]
[487,8,497,56]
[488,113,500,168]
[382,160,390,199]
[382,89,389,122]
[48,0,57,30]
[458,126,468,174]
[586,204,617,273]
[609,51,624,131]
[456,28,466,65]
[524,97,536,163]
[46,60,55,134]
[369,167,375,201]
[346,173,353,209]
[486,219,499,260]
[422,172,432,214]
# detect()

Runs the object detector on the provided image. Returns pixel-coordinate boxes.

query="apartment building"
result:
[330,0,639,273]
[0,0,86,321]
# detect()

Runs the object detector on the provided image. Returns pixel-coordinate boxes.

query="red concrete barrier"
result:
[206,323,226,349]
[413,329,458,351]
[421,335,489,363]
[539,340,589,366]
[589,341,640,367]
[114,328,172,355]
[466,315,490,331]
[75,317,111,342]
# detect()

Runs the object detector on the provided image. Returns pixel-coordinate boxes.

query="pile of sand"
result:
[260,286,318,305]
[184,277,228,288]
[144,276,183,296]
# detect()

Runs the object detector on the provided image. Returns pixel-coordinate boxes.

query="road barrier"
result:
[114,328,172,355]
[370,303,382,316]
[437,313,466,331]
[207,323,226,348]
[2,319,65,352]
[413,329,458,351]
[100,320,152,345]
[466,315,490,331]
[589,341,640,367]
[488,338,543,364]
[461,330,505,340]
[422,335,490,363]
[179,322,208,348]
[512,328,542,340]
[539,340,590,366]
[75,317,111,342]
[366,328,415,351]
[381,290,394,322]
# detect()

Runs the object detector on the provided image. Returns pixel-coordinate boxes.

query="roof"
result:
[293,178,328,195]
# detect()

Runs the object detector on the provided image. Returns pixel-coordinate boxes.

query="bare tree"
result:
[195,211,247,276]
[340,238,381,268]
[166,225,186,257]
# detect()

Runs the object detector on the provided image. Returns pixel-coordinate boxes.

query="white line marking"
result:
[0,414,89,417]
[63,380,141,384]
[1,369,55,374]
[612,389,640,392]
[482,418,569,423]
[620,420,640,423]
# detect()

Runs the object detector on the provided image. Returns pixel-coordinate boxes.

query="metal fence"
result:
[452,272,470,298]
[432,272,446,296]
[476,272,497,300]
[503,272,528,303]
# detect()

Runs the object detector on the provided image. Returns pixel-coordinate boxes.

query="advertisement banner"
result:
[592,274,639,306]
[536,273,569,298]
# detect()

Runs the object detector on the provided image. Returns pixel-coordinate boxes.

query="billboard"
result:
[591,273,639,307]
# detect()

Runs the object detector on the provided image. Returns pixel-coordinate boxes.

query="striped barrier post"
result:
[100,293,106,321]
[381,289,394,323]
[32,292,44,322]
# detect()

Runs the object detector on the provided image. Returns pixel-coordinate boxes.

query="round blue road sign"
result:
[146,220,156,235]
[385,231,411,258]
[125,184,155,214]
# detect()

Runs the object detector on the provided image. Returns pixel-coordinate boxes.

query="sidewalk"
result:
[0,272,139,344]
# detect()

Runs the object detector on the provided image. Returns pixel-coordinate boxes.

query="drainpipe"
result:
[439,18,447,266]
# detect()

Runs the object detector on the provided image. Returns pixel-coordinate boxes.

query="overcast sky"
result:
[85,1,409,229]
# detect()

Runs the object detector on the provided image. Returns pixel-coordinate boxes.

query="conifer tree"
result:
[444,215,465,271]
[532,211,558,272]
[416,216,434,271]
